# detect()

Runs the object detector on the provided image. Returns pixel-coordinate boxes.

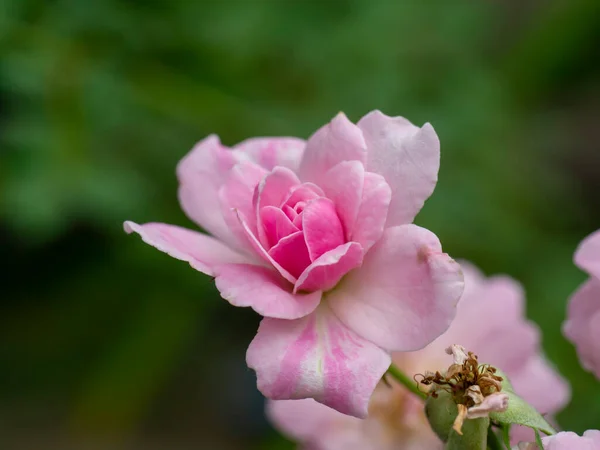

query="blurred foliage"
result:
[1,0,599,448]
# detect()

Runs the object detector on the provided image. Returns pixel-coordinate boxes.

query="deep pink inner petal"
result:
[255,167,301,211]
[282,205,298,223]
[301,198,345,262]
[294,242,364,293]
[268,231,313,279]
[235,209,297,284]
[260,206,300,249]
[321,161,364,241]
[282,184,323,209]
[254,167,301,247]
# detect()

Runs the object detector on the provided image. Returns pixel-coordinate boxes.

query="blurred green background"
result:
[1,0,599,448]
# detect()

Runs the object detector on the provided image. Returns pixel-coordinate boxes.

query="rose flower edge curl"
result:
[124,111,464,418]
[563,229,600,380]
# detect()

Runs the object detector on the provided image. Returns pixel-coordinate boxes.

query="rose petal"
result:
[267,399,357,443]
[268,231,312,279]
[302,198,345,262]
[235,210,297,284]
[542,431,600,449]
[282,183,324,209]
[298,113,368,185]
[124,221,251,276]
[218,160,268,251]
[254,166,301,246]
[321,161,364,240]
[247,304,391,418]
[328,224,464,351]
[294,242,364,293]
[233,137,305,172]
[564,278,600,378]
[351,171,392,252]
[176,135,242,249]
[255,166,301,211]
[575,230,600,279]
[358,110,440,226]
[214,264,321,320]
[509,355,571,416]
[260,206,299,248]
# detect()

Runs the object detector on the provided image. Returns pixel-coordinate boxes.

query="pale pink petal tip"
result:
[574,229,600,278]
[124,221,249,276]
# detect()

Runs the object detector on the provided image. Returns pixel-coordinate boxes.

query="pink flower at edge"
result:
[563,229,600,379]
[124,110,464,418]
[516,430,600,450]
[268,262,571,449]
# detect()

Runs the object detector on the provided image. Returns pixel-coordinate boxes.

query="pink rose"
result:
[516,430,600,450]
[268,262,570,448]
[124,111,464,418]
[563,229,600,379]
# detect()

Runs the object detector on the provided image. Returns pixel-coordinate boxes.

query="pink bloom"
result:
[268,263,570,449]
[124,111,464,418]
[563,230,600,379]
[517,430,600,450]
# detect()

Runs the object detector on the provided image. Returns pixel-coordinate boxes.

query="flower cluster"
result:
[125,110,600,449]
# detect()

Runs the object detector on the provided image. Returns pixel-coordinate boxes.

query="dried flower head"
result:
[416,344,509,435]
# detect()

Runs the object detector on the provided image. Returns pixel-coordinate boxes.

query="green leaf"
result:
[489,390,556,436]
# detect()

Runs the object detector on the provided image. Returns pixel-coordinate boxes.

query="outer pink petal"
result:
[247,304,391,418]
[298,113,368,185]
[294,242,364,293]
[584,430,600,446]
[351,172,392,252]
[328,225,464,352]
[233,137,306,172]
[510,355,571,416]
[124,221,251,276]
[575,229,600,278]
[321,161,364,240]
[543,431,600,450]
[563,278,600,378]
[213,263,321,320]
[268,231,312,279]
[302,198,345,262]
[410,267,531,372]
[358,110,440,226]
[267,399,359,445]
[219,160,268,248]
[176,135,241,248]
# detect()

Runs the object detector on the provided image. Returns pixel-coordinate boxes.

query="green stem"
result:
[386,363,426,400]
[486,427,505,450]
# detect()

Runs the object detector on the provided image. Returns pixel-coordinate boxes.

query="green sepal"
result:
[446,416,490,450]
[488,390,556,436]
[425,390,458,442]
